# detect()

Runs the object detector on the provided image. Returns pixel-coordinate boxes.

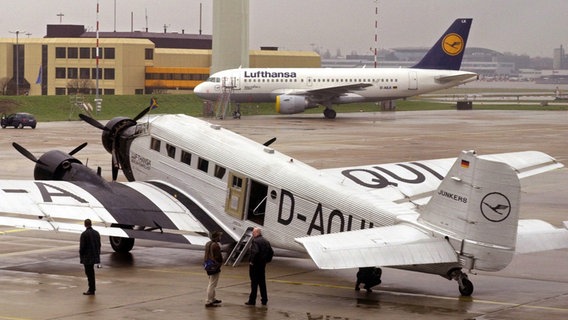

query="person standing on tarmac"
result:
[79,219,101,295]
[204,231,223,307]
[245,227,273,306]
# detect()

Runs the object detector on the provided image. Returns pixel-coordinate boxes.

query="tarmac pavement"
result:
[0,109,567,320]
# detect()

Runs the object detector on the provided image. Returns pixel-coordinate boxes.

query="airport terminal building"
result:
[0,24,319,96]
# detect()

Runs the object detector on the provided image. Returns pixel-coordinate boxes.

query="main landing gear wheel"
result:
[109,223,135,253]
[109,236,135,253]
[450,269,474,296]
[323,108,337,119]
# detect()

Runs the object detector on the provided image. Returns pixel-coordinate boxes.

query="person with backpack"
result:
[204,231,223,307]
[245,227,273,306]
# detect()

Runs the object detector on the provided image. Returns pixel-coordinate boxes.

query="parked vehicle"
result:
[1,113,37,129]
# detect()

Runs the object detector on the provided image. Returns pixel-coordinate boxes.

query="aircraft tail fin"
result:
[418,150,520,272]
[412,18,472,70]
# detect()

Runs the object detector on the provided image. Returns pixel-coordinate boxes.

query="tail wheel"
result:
[109,236,135,253]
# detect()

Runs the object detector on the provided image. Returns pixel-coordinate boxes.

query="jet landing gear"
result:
[449,268,474,296]
[323,108,336,119]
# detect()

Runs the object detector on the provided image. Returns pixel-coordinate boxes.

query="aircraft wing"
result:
[320,151,563,208]
[286,83,373,99]
[515,219,568,253]
[296,224,458,269]
[0,180,210,245]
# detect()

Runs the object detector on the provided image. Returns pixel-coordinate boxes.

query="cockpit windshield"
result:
[205,77,221,83]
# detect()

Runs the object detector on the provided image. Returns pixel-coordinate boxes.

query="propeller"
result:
[12,142,88,181]
[13,142,88,163]
[79,102,155,182]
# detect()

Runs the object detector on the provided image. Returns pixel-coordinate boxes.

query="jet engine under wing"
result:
[0,180,210,245]
[295,224,457,269]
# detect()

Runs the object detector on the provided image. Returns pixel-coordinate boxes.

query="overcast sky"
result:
[1,0,566,57]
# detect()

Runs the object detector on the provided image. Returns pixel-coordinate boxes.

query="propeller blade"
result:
[12,142,38,163]
[263,137,277,147]
[112,164,119,182]
[111,139,119,181]
[69,142,88,156]
[133,106,152,122]
[79,114,107,131]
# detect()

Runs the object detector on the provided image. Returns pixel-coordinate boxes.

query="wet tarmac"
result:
[1,110,567,319]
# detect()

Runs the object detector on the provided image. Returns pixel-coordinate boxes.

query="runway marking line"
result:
[0,228,28,235]
[141,268,568,312]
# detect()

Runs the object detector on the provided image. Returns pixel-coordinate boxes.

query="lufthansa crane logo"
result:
[480,192,511,222]
[442,33,464,56]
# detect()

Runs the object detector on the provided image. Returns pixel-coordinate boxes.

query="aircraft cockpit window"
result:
[150,137,161,152]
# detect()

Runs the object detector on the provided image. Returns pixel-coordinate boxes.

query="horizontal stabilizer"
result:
[296,224,457,269]
[515,219,568,253]
[479,151,563,178]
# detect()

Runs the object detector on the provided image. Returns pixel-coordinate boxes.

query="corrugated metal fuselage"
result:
[125,114,417,253]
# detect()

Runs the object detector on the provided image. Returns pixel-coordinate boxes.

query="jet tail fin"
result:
[412,18,472,70]
[418,150,520,272]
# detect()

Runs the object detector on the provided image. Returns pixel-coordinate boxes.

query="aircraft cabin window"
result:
[166,144,176,158]
[198,157,209,173]
[181,150,192,166]
[150,137,161,152]
[214,165,226,179]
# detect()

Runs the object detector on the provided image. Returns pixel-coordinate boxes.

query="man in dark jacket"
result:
[79,219,101,295]
[204,231,223,307]
[245,227,273,306]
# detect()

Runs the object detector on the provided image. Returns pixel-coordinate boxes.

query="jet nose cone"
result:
[194,83,205,97]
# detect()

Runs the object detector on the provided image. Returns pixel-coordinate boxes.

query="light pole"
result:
[9,30,24,96]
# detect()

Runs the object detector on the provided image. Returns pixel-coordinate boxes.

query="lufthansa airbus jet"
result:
[194,18,478,119]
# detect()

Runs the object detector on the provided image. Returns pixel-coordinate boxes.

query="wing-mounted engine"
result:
[275,94,318,114]
[80,104,153,181]
[12,142,106,184]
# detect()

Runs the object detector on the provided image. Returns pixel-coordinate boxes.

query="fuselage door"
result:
[307,76,313,87]
[225,172,248,219]
[408,71,418,90]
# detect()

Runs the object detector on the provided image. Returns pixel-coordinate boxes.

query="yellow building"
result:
[0,37,320,96]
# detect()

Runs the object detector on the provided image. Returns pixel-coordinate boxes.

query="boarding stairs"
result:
[225,227,254,267]
[214,77,236,119]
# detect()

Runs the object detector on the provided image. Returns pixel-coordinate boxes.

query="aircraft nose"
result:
[194,82,206,97]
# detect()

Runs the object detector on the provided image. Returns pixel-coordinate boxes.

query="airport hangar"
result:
[0,24,320,97]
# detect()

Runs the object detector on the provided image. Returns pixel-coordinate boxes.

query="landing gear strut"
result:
[323,108,336,119]
[449,268,474,296]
